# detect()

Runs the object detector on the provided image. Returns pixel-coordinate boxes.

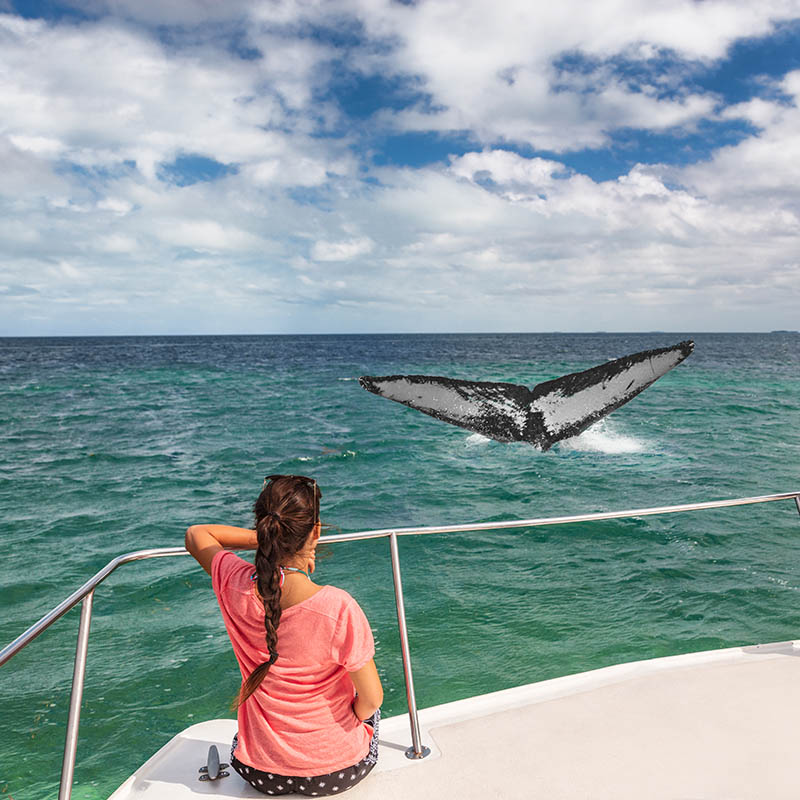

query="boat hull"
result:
[109,639,800,799]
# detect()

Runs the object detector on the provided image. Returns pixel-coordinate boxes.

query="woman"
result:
[185,474,383,797]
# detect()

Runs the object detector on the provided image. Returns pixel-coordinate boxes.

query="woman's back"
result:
[212,550,374,775]
[186,474,382,796]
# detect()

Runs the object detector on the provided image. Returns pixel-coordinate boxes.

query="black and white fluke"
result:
[359,341,694,451]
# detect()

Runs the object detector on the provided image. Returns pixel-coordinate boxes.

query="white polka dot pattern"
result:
[228,710,379,795]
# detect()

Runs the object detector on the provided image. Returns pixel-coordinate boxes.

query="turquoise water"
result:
[2,332,799,799]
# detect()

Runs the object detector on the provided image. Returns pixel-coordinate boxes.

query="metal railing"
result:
[2,490,800,799]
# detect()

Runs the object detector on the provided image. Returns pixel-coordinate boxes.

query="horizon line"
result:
[0,330,797,339]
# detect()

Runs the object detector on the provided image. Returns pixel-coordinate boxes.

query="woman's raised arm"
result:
[185,524,257,575]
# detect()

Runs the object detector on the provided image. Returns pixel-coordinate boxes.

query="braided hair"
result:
[234,475,320,707]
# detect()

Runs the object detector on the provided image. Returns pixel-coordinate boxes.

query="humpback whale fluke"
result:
[359,340,694,451]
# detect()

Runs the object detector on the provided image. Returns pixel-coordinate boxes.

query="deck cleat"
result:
[198,745,230,781]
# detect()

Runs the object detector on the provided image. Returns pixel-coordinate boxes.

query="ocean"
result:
[2,332,799,799]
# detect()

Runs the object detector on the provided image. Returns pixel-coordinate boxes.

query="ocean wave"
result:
[296,449,357,462]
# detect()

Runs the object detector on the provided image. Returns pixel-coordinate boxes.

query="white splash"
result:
[465,433,491,446]
[559,421,645,454]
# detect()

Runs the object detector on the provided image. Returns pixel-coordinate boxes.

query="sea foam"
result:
[559,421,646,454]
[466,423,644,453]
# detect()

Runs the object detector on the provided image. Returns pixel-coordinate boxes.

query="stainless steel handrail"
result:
[2,490,800,799]
[319,490,800,543]
[1,547,187,667]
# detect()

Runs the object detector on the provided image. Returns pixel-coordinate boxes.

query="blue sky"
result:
[1,0,799,335]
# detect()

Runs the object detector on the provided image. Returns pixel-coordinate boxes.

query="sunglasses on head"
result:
[262,474,319,521]
[263,474,316,489]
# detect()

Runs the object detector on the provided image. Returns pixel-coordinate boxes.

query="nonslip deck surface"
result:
[108,642,800,800]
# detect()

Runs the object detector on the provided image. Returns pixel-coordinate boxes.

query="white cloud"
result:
[8,134,65,156]
[1,2,799,333]
[352,0,800,150]
[0,13,340,178]
[97,197,134,215]
[450,151,567,190]
[386,77,716,153]
[311,237,374,262]
[680,70,800,202]
[156,220,263,252]
[246,154,344,188]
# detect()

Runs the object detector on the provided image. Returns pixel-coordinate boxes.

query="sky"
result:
[1,0,800,335]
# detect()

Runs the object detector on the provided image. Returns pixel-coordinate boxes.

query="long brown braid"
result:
[234,475,320,707]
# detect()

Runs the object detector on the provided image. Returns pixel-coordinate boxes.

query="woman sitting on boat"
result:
[186,474,382,797]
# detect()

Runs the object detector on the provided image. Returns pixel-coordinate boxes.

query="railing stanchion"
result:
[389,532,431,759]
[795,497,800,517]
[58,591,94,800]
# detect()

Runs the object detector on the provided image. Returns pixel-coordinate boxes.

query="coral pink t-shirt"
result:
[212,551,375,775]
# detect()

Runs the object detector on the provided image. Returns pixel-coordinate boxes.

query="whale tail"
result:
[360,340,694,450]
[529,340,694,450]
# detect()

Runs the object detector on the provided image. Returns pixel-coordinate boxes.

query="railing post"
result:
[58,591,94,800]
[388,532,430,759]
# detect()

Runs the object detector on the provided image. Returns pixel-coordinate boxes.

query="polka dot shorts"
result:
[230,710,379,797]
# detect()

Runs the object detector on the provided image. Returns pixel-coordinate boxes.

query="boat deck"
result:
[108,640,800,800]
